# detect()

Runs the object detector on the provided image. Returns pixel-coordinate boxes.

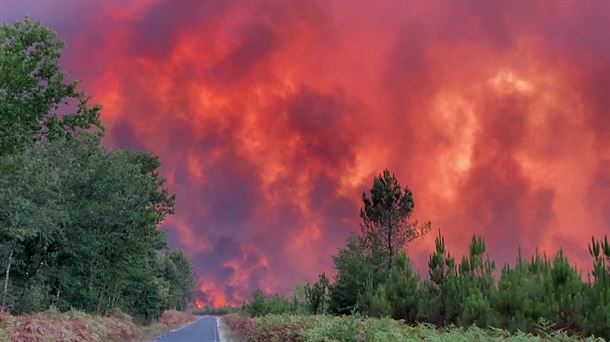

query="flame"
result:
[4,1,607,305]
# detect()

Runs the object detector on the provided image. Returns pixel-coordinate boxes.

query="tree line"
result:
[0,19,195,322]
[246,170,610,340]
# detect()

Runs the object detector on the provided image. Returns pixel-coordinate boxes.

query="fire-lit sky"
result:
[2,1,609,307]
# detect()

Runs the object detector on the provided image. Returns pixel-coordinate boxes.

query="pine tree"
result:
[380,252,419,322]
[418,230,455,325]
[585,236,610,339]
[360,169,430,270]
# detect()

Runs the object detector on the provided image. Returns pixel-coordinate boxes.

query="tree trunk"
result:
[2,249,13,308]
[387,220,393,270]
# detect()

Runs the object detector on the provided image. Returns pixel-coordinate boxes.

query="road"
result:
[149,316,220,342]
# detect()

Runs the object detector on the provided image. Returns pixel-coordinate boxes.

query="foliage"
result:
[360,169,430,270]
[328,235,382,315]
[0,308,141,342]
[239,166,610,340]
[243,232,610,340]
[223,313,605,342]
[158,250,196,311]
[248,289,267,317]
[0,18,102,156]
[375,252,419,322]
[0,18,194,322]
[368,284,391,317]
[329,170,430,316]
[417,230,455,325]
[246,289,297,317]
[304,273,330,314]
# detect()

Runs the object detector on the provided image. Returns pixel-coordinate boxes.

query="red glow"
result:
[3,1,608,306]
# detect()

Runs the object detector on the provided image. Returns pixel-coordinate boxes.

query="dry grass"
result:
[0,309,196,342]
[219,316,244,342]
[139,310,196,341]
[0,308,141,342]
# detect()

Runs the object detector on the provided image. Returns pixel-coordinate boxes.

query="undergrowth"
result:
[0,308,195,342]
[223,314,608,342]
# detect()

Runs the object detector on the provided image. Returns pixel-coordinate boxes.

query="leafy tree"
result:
[0,138,176,319]
[360,169,430,270]
[56,139,173,317]
[0,143,68,311]
[160,250,196,311]
[0,18,194,321]
[0,18,102,156]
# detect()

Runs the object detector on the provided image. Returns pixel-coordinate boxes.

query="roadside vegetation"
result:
[223,314,605,342]
[228,169,609,341]
[0,308,194,342]
[0,18,196,340]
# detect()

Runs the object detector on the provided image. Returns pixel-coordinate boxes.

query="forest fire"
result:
[2,1,608,308]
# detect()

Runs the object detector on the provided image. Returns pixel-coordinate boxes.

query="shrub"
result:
[4,308,142,342]
[222,314,596,342]
[301,315,361,342]
[159,310,194,326]
[223,314,255,338]
[461,289,493,327]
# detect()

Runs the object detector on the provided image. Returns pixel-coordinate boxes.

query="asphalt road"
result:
[149,316,220,342]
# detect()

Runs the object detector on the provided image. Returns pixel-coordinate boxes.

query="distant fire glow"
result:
[2,1,608,306]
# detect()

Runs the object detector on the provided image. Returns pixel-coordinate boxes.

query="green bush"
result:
[246,289,301,317]
[461,288,493,327]
[14,284,49,314]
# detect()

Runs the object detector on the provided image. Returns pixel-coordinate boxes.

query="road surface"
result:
[149,316,220,342]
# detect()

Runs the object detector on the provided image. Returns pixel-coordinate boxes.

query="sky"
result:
[1,0,609,307]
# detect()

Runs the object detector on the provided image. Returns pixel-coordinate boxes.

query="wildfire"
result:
[12,0,607,305]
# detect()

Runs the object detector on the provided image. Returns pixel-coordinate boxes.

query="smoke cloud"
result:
[2,0,608,306]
